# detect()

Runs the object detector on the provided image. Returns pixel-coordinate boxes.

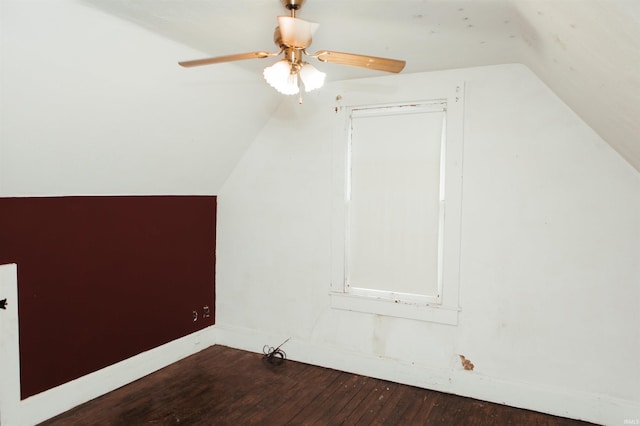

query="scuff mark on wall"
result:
[372,314,388,356]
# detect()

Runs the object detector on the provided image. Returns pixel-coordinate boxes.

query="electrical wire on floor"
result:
[262,337,290,366]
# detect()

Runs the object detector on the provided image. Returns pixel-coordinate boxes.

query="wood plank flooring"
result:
[40,345,594,426]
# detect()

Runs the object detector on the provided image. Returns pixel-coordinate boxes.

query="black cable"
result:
[263,337,290,366]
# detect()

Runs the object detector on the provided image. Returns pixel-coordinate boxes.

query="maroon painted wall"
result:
[0,196,216,399]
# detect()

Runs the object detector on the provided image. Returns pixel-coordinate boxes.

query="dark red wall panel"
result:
[0,196,216,399]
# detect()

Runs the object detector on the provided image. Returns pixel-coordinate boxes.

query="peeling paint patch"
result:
[459,355,474,371]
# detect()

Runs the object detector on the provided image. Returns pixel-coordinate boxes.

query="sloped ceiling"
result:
[64,0,640,173]
[0,0,283,195]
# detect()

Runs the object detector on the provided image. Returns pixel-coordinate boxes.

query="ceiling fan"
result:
[178,0,406,97]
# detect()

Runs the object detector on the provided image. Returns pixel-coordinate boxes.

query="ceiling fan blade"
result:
[314,50,406,73]
[277,16,319,48]
[179,51,274,68]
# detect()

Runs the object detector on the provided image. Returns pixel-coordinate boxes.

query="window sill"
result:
[329,292,459,325]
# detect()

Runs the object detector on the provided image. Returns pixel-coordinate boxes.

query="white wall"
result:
[0,0,279,197]
[216,64,640,424]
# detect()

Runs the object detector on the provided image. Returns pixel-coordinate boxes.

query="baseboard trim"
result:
[214,323,639,426]
[1,327,217,426]
[3,322,637,426]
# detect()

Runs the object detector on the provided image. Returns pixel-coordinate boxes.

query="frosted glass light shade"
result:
[263,60,299,95]
[299,63,326,92]
[277,16,319,48]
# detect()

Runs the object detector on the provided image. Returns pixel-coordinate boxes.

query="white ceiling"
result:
[81,0,640,172]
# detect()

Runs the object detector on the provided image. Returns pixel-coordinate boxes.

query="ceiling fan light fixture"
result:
[179,0,406,100]
[277,16,319,48]
[299,62,325,92]
[263,59,299,95]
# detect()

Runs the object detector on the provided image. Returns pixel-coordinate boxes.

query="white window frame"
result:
[330,83,464,325]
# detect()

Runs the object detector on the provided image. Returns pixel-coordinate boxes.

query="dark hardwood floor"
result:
[40,345,594,425]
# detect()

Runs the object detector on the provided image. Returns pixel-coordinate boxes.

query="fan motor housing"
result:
[282,0,304,11]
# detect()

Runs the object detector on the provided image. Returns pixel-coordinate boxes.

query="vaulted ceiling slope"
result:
[82,0,640,173]
[0,0,282,196]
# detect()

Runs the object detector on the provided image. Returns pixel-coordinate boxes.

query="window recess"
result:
[331,91,464,325]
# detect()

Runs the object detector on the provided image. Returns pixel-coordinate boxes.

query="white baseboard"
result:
[214,323,640,426]
[2,319,637,426]
[0,326,217,426]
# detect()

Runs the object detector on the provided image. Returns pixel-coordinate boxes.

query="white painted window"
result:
[348,103,445,303]
[331,86,464,325]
